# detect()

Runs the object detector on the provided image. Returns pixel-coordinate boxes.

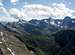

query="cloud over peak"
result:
[20,3,75,20]
[9,3,75,21]
[51,3,74,18]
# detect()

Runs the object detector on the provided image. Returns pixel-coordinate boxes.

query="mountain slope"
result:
[52,29,75,55]
[0,23,35,55]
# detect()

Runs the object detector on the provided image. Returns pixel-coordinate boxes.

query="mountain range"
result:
[0,16,75,55]
[0,6,75,55]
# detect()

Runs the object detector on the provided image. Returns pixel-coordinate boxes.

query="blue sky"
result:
[1,0,75,10]
[0,0,75,21]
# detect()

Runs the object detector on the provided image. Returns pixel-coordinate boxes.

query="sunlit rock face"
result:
[0,29,34,55]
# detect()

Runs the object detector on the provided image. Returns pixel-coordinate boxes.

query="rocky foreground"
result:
[0,29,34,55]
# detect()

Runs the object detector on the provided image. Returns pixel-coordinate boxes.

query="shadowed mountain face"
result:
[52,30,75,55]
[5,19,59,35]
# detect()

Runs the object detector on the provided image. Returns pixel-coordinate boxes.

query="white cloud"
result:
[0,7,10,17]
[10,0,18,5]
[20,3,75,20]
[10,0,18,3]
[51,3,75,18]
[21,4,53,21]
[0,7,18,22]
[8,3,75,21]
[0,0,3,6]
[9,8,20,16]
[0,2,3,6]
[9,8,26,20]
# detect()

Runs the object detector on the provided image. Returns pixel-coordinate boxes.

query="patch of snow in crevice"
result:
[7,48,15,55]
[0,42,2,43]
[0,32,3,36]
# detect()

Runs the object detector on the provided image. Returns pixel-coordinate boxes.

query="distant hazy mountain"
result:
[1,16,74,35]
